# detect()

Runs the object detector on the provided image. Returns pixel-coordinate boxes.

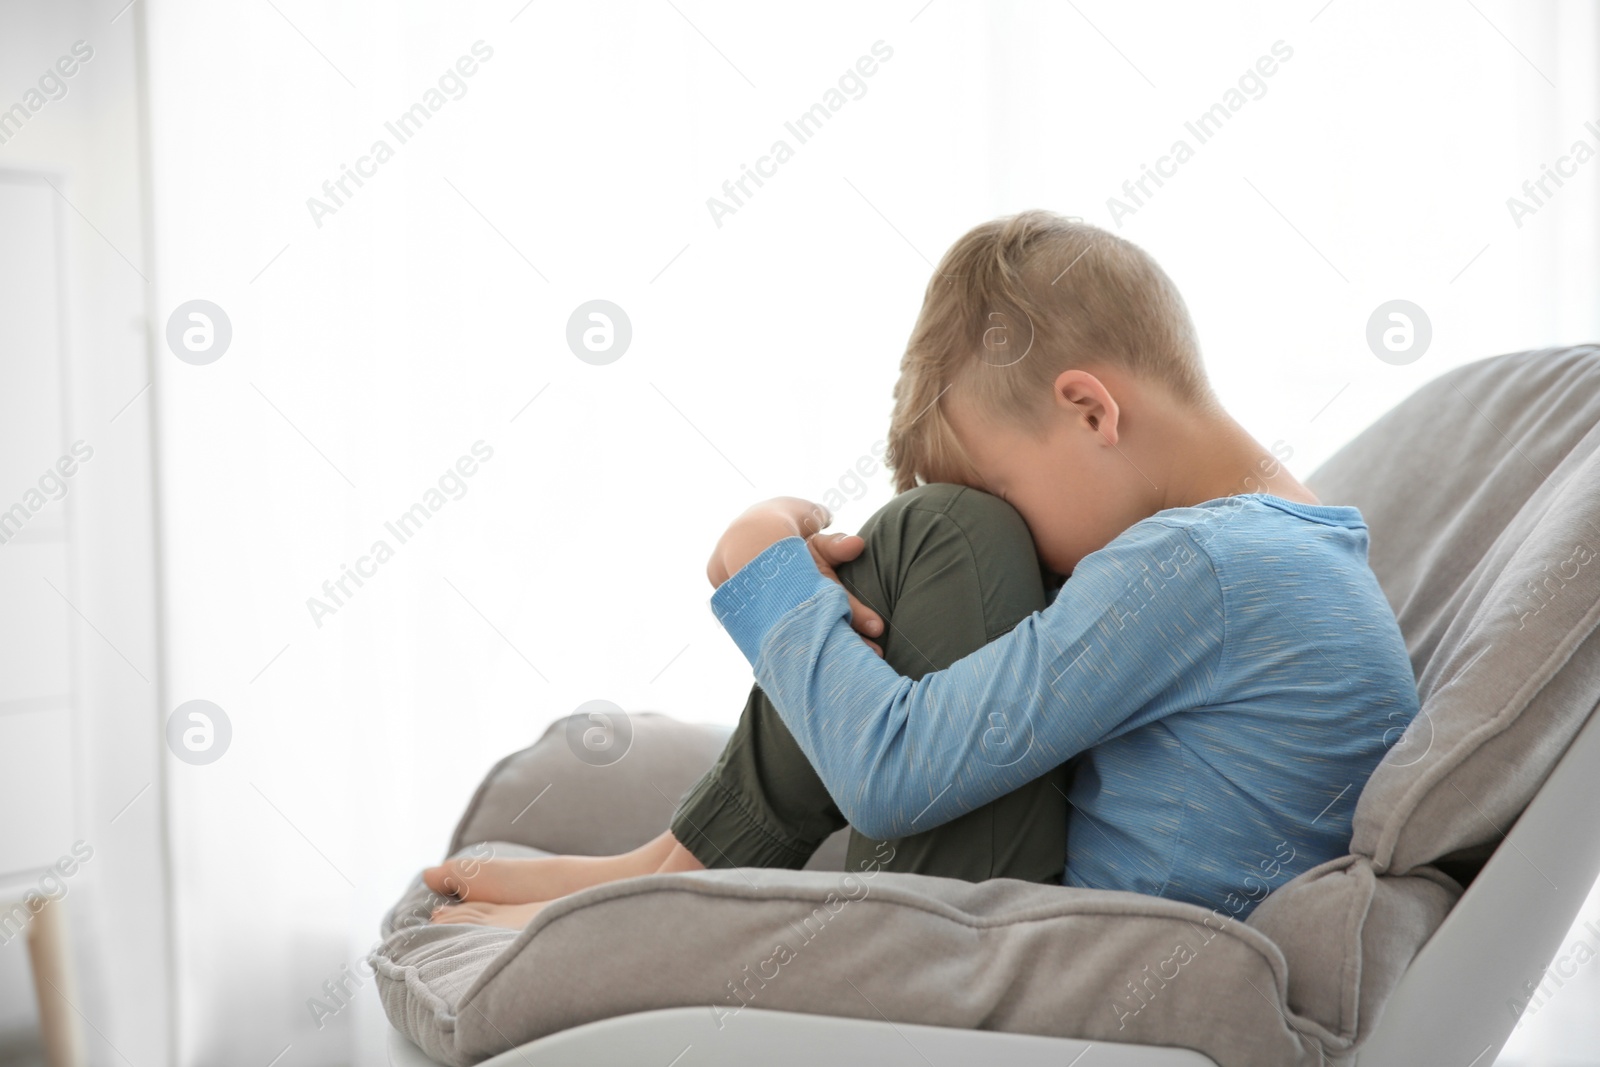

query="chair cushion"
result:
[374,840,1336,1067]
[374,716,1361,1067]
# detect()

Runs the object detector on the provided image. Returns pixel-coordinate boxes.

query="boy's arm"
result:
[709,520,1227,840]
[707,496,886,650]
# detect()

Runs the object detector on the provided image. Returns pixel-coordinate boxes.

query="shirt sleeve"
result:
[709,520,1228,840]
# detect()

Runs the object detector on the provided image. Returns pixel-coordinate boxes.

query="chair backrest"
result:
[1323,345,1600,1064]
[1241,346,1600,1061]
[1308,345,1600,880]
[1351,638,1600,1064]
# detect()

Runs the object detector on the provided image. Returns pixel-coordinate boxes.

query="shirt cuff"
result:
[709,536,837,665]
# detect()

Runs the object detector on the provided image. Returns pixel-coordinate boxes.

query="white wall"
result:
[0,3,172,1064]
[4,0,1594,1063]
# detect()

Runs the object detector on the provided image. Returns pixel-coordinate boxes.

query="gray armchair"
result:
[375,346,1600,1067]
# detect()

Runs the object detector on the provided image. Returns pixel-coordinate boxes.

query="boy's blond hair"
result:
[885,210,1215,494]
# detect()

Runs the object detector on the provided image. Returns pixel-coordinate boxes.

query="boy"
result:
[428,210,1420,928]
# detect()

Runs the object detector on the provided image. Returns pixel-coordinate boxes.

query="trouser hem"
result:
[670,774,819,870]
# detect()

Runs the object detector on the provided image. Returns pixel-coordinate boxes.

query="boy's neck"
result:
[1150,405,1319,512]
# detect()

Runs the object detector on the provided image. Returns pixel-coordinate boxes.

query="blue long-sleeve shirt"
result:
[709,492,1420,919]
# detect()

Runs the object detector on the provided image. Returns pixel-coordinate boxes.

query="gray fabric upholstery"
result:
[445,710,849,871]
[379,850,1326,1067]
[1247,345,1600,1043]
[372,346,1600,1066]
[374,860,525,1063]
[447,711,726,858]
[1338,347,1600,875]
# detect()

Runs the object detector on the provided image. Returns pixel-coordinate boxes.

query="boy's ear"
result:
[1053,369,1120,445]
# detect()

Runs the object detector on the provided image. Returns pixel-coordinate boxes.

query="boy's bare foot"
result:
[424,831,709,926]
[422,828,696,907]
[423,854,646,904]
[430,900,549,930]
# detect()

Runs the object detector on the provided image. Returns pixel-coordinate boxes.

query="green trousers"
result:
[670,483,1073,884]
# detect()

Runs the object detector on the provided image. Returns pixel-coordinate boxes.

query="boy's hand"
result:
[708,498,885,655]
[706,497,830,587]
[807,532,884,655]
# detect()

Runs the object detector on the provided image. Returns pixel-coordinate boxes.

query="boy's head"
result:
[885,210,1219,575]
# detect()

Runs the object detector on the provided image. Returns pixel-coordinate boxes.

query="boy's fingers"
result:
[812,531,866,565]
[806,533,884,637]
[846,593,884,637]
[790,499,832,538]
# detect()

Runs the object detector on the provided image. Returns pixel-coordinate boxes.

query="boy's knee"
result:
[900,482,1030,540]
[893,481,969,512]
[844,482,1047,641]
[858,482,1034,559]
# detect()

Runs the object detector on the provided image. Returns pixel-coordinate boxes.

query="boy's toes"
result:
[421,863,459,897]
[430,902,484,925]
[423,859,487,899]
[431,901,546,930]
